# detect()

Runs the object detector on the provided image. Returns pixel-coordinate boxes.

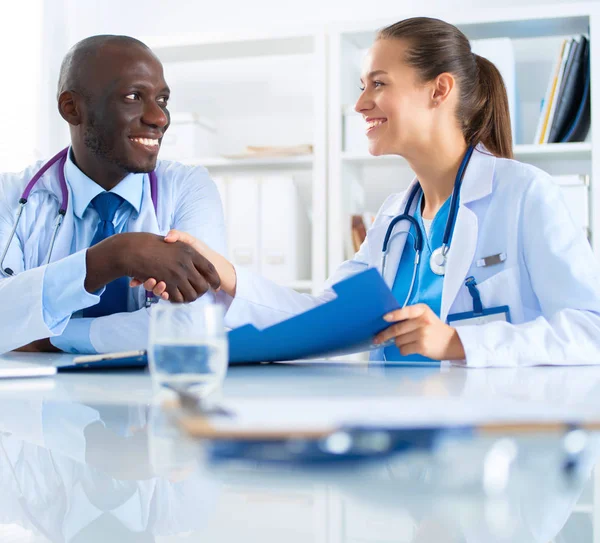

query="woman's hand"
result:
[130,230,237,299]
[373,304,466,360]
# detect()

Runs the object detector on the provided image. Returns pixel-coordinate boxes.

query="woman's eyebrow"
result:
[360,70,389,84]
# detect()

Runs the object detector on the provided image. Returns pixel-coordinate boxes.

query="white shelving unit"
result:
[180,155,314,170]
[143,29,328,294]
[41,3,599,293]
[327,3,600,273]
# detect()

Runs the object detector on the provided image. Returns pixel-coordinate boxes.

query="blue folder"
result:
[228,268,400,364]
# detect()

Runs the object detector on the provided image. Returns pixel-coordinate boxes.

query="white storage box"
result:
[160,112,217,160]
[343,105,369,154]
[553,175,590,237]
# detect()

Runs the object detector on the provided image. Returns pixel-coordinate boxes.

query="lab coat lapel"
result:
[440,145,495,320]
[368,179,419,288]
[440,205,478,321]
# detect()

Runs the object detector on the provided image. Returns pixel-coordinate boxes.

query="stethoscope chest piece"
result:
[429,246,448,276]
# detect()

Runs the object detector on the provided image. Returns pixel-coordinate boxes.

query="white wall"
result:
[52,0,595,41]
[0,2,43,171]
[36,0,596,160]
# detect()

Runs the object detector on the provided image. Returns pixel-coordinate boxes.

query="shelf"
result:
[338,9,591,48]
[148,32,315,63]
[341,142,592,166]
[513,142,592,160]
[341,152,404,165]
[181,155,314,170]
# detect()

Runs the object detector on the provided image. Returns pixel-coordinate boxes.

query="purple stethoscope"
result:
[0,147,160,307]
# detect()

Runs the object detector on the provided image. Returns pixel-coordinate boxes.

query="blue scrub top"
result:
[384,194,450,361]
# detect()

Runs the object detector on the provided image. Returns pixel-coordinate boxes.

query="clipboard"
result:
[167,398,600,466]
[58,350,148,371]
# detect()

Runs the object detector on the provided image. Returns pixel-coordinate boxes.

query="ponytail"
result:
[468,54,513,159]
[378,17,513,159]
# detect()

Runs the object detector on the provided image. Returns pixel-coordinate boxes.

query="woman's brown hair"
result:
[377,17,513,159]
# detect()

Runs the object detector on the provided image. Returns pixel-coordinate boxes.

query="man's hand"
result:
[13,338,61,353]
[130,230,237,300]
[373,304,466,361]
[85,233,221,304]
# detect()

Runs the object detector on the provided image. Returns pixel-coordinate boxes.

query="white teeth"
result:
[366,119,387,130]
[131,137,159,147]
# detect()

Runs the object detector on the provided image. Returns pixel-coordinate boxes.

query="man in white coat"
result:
[0,35,223,354]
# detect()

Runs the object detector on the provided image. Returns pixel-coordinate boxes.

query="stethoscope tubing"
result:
[381,145,475,281]
[0,148,160,307]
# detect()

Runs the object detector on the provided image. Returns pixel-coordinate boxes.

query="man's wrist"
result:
[85,235,128,293]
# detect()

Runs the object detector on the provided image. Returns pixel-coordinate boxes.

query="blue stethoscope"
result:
[0,147,160,307]
[380,145,474,307]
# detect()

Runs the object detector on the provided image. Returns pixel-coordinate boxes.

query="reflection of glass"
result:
[148,302,228,396]
[147,403,198,479]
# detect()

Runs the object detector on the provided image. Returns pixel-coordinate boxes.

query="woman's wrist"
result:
[446,328,466,360]
[201,247,237,297]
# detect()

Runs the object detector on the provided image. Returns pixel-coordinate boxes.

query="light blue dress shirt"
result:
[44,154,143,353]
[384,194,449,362]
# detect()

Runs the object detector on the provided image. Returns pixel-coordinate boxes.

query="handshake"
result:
[86,230,235,304]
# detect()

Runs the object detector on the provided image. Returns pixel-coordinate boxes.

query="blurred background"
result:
[0,0,594,294]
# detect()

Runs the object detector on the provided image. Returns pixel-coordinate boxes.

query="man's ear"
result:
[58,90,82,125]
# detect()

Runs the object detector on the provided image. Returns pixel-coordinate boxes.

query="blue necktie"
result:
[83,192,129,318]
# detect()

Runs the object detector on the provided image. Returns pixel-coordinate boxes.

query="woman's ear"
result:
[431,72,456,106]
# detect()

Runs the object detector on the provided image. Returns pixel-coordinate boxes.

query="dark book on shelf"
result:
[552,36,590,143]
[547,37,579,143]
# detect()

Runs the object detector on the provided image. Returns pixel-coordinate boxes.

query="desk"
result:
[0,359,599,542]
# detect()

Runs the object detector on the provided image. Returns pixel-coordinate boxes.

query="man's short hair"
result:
[57,35,150,100]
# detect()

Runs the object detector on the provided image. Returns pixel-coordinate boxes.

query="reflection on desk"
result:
[0,361,598,541]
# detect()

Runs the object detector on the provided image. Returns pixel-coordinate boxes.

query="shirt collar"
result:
[65,148,145,219]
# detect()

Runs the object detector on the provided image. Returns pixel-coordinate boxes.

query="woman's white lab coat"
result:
[224,145,600,367]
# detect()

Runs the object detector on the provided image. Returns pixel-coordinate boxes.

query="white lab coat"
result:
[0,158,226,354]
[226,146,600,367]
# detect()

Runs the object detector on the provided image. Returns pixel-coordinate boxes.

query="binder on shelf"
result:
[548,37,581,143]
[552,174,590,236]
[560,38,590,143]
[260,175,311,285]
[227,176,261,272]
[534,35,590,144]
[543,38,573,144]
[534,39,566,144]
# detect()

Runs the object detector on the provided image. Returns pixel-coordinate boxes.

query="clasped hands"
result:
[138,230,465,361]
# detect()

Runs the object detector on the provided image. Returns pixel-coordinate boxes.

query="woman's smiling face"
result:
[355,39,437,158]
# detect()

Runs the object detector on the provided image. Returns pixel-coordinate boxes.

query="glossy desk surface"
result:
[1,355,600,542]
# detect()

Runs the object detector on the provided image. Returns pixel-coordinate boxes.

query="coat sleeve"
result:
[455,175,600,367]
[0,180,100,354]
[224,207,385,331]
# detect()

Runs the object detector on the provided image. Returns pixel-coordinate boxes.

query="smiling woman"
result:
[0,3,43,171]
[139,16,600,368]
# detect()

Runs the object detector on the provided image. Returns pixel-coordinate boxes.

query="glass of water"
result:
[148,301,228,397]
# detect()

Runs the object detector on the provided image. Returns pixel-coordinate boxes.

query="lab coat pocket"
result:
[474,266,521,321]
